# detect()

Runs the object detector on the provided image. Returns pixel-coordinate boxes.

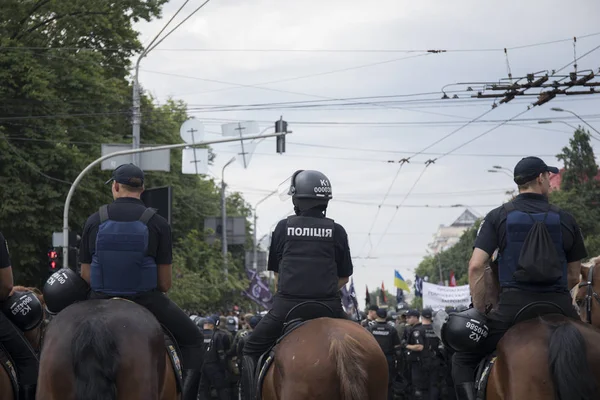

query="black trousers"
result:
[90,290,204,369]
[384,355,396,400]
[199,362,230,400]
[243,296,345,359]
[0,311,39,385]
[452,289,578,384]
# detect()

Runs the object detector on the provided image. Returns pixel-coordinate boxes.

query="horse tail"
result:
[72,318,120,400]
[546,318,596,400]
[329,333,368,400]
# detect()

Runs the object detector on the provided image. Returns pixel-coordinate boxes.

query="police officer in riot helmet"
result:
[367,308,401,400]
[0,231,42,399]
[445,156,586,400]
[241,170,354,400]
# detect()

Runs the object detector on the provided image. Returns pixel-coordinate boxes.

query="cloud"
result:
[133,0,600,300]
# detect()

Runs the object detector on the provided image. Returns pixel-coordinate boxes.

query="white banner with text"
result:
[422,282,471,310]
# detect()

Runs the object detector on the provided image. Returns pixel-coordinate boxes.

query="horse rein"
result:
[578,264,600,324]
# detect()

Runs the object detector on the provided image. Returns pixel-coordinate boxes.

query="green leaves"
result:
[0,0,255,311]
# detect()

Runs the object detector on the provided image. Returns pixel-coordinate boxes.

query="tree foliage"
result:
[0,0,255,310]
[415,220,481,286]
[551,127,600,257]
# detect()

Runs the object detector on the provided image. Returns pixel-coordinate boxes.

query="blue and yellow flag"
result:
[394,270,410,292]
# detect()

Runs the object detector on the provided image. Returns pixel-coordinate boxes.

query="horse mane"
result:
[328,333,369,400]
[11,285,46,307]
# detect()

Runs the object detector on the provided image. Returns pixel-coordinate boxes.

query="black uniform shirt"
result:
[405,323,427,346]
[474,193,587,262]
[0,232,10,269]
[267,209,353,277]
[80,197,172,264]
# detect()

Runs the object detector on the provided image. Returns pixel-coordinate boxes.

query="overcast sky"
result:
[132,0,600,298]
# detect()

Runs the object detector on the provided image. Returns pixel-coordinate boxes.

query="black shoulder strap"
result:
[99,205,109,223]
[549,204,560,213]
[502,202,516,213]
[139,208,157,225]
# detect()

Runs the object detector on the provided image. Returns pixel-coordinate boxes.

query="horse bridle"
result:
[578,264,600,324]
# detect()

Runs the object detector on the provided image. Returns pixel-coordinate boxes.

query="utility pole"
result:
[221,157,236,278]
[252,190,278,271]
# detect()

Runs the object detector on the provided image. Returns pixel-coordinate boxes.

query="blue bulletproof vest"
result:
[90,205,158,296]
[497,203,568,292]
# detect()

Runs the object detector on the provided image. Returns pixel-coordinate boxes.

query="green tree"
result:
[0,0,256,312]
[556,127,598,191]
[415,220,481,285]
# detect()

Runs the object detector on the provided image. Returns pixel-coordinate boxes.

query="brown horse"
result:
[37,298,178,400]
[260,317,388,400]
[479,261,600,399]
[574,256,600,327]
[0,286,47,400]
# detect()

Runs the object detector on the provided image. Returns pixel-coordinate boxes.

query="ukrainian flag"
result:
[394,270,410,292]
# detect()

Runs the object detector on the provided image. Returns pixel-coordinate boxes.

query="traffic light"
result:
[275,117,287,154]
[48,249,59,272]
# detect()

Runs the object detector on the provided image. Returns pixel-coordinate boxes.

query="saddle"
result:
[0,343,19,399]
[255,301,336,400]
[109,298,183,392]
[474,301,566,399]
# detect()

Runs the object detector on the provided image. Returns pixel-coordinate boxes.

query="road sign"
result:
[100,144,170,171]
[221,121,259,137]
[181,148,209,175]
[179,119,205,144]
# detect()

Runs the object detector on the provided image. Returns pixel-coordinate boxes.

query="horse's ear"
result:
[581,265,590,281]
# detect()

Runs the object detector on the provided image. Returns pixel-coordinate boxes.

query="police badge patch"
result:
[413,330,420,337]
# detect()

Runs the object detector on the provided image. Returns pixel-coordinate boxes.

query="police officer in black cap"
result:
[403,309,428,398]
[241,169,353,400]
[450,156,586,400]
[79,163,204,400]
[368,308,401,400]
[0,232,39,399]
[420,308,441,400]
[200,316,232,400]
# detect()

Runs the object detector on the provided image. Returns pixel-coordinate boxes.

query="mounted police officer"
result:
[368,308,401,400]
[0,232,40,400]
[241,169,354,400]
[446,156,587,400]
[78,163,205,400]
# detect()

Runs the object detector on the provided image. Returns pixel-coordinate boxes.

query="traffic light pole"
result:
[62,131,290,267]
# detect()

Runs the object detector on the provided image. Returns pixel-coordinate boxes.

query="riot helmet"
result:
[288,170,332,214]
[43,268,90,315]
[1,291,44,331]
[440,307,490,352]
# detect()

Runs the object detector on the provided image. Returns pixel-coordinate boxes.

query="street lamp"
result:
[537,120,578,130]
[222,157,236,278]
[551,108,600,140]
[253,190,278,271]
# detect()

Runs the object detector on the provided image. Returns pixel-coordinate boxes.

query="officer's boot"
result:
[241,355,257,400]
[454,382,476,400]
[181,368,202,400]
[19,384,36,400]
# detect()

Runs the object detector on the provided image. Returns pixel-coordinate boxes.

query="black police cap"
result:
[513,156,559,185]
[105,163,145,187]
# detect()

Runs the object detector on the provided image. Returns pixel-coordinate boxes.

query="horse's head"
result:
[574,256,600,327]
[9,286,47,353]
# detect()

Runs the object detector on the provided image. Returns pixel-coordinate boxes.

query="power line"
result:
[4,31,599,53]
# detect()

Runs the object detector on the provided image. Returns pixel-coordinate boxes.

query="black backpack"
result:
[503,203,562,284]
